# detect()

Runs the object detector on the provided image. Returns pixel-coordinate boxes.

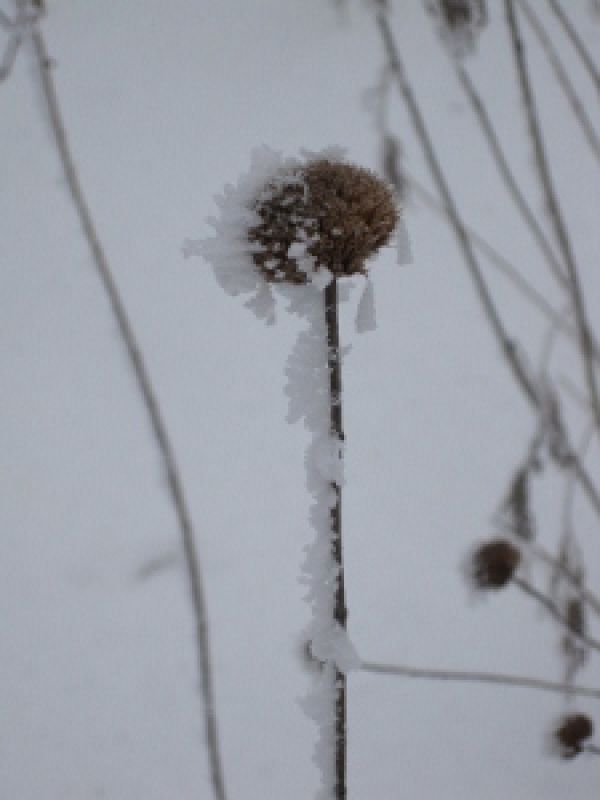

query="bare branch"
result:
[29,29,228,800]
[374,7,600,518]
[504,0,600,432]
[455,62,568,287]
[515,576,600,654]
[361,660,600,700]
[546,0,600,96]
[518,0,600,164]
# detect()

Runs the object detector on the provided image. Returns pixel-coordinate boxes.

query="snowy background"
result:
[2,1,600,797]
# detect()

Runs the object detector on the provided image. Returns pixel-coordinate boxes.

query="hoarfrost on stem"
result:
[283,282,359,798]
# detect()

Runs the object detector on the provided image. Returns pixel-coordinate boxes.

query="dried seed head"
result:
[248,159,398,285]
[426,0,487,56]
[554,713,594,759]
[471,539,521,590]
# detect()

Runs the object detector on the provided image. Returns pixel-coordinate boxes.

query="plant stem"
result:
[30,28,227,800]
[375,7,600,518]
[361,660,600,700]
[324,279,347,800]
[518,0,600,164]
[455,63,567,286]
[546,0,600,96]
[514,577,600,654]
[505,0,600,435]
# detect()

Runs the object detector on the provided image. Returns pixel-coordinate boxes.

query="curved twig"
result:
[29,27,227,800]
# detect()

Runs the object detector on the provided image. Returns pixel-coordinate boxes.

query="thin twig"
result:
[377,9,537,405]
[29,28,227,800]
[505,0,600,434]
[375,7,600,518]
[528,539,600,619]
[361,660,600,700]
[546,0,600,96]
[561,421,597,539]
[404,173,569,337]
[515,576,600,653]
[455,62,568,286]
[518,0,600,164]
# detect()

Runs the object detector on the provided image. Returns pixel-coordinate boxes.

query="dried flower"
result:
[554,713,594,759]
[248,159,397,285]
[471,538,521,589]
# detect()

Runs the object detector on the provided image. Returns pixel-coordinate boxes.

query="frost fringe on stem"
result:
[29,22,228,800]
[200,147,397,800]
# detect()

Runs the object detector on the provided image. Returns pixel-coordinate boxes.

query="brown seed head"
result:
[555,713,594,759]
[248,160,398,285]
[472,539,521,590]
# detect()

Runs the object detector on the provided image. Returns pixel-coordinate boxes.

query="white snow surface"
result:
[3,1,600,799]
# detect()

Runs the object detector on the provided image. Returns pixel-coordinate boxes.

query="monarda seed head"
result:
[471,539,521,590]
[554,713,594,759]
[248,159,398,285]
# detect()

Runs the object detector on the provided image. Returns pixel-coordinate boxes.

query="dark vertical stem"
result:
[324,279,347,800]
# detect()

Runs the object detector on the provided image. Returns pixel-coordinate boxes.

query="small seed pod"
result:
[426,0,487,56]
[471,538,521,590]
[554,713,594,759]
[248,159,398,285]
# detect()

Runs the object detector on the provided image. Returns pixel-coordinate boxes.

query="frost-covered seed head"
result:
[471,538,520,590]
[554,713,594,759]
[248,160,398,284]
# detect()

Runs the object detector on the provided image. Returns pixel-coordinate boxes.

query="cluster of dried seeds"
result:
[248,160,397,285]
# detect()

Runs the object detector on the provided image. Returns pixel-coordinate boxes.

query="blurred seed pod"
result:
[426,0,488,56]
[471,538,521,590]
[554,713,594,759]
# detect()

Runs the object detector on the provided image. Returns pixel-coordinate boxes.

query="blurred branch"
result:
[374,6,600,517]
[361,660,600,700]
[404,173,579,345]
[518,0,600,164]
[29,27,228,800]
[546,0,600,96]
[505,0,600,434]
[528,538,600,618]
[514,576,600,653]
[376,8,537,405]
[455,61,568,286]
